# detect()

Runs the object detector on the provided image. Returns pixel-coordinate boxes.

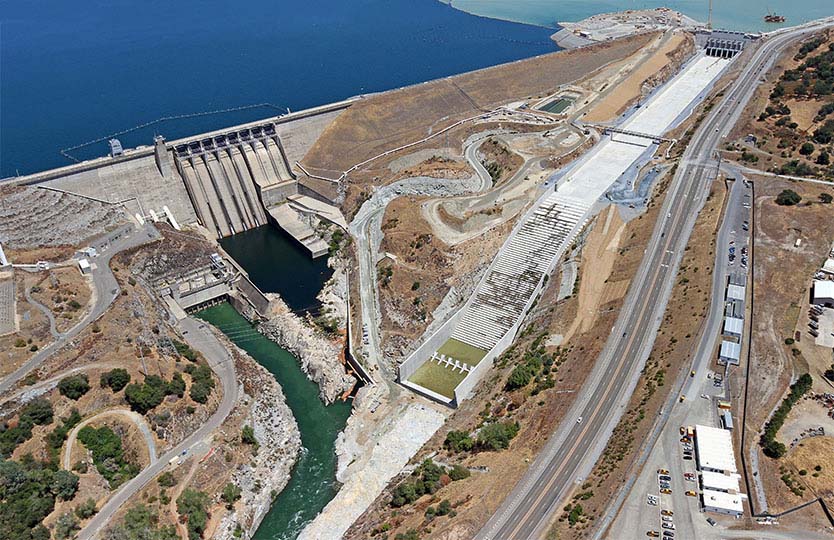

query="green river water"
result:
[197,303,351,540]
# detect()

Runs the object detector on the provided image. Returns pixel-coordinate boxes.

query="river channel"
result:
[197,226,351,539]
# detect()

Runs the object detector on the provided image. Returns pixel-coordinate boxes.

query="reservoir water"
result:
[446,0,834,33]
[1,0,556,178]
[196,303,352,540]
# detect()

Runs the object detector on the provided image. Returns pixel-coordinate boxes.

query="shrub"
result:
[107,505,178,540]
[0,398,54,456]
[54,511,79,540]
[241,425,258,446]
[188,364,215,404]
[476,422,520,451]
[74,498,98,519]
[775,189,801,206]
[172,339,198,362]
[221,483,242,509]
[449,464,470,481]
[177,489,210,540]
[158,471,177,488]
[799,142,815,155]
[817,151,831,166]
[100,368,131,392]
[444,430,473,453]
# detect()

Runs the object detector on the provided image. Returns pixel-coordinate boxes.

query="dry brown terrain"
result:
[585,32,692,122]
[302,33,655,179]
[0,272,51,378]
[29,267,92,333]
[786,436,834,505]
[746,176,834,516]
[725,32,834,179]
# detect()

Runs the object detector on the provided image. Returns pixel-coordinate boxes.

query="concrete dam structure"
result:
[3,99,356,255]
[173,122,295,238]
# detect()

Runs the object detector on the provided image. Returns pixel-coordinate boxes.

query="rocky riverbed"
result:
[259,293,356,404]
[214,342,302,540]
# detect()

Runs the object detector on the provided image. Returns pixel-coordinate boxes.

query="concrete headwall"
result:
[398,306,467,383]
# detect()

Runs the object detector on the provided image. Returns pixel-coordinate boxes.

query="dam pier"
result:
[5,99,356,258]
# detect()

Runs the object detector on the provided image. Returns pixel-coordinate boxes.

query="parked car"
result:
[661,509,674,516]
[685,490,697,497]
[661,488,672,494]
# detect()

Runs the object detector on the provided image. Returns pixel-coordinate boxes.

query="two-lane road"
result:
[478,18,834,540]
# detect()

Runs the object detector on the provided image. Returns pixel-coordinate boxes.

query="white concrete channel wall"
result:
[400,53,732,406]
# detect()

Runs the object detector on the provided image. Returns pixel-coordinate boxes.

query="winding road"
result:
[76,317,237,539]
[63,409,157,471]
[477,18,834,540]
[0,224,159,395]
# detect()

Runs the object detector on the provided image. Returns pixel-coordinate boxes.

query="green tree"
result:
[221,483,242,509]
[51,470,80,501]
[157,471,177,488]
[449,464,470,481]
[817,151,831,166]
[177,489,210,540]
[241,425,258,446]
[477,422,520,451]
[167,372,186,398]
[800,142,815,155]
[100,369,131,392]
[444,430,473,453]
[775,189,802,206]
[54,511,79,540]
[75,497,98,519]
[58,374,91,400]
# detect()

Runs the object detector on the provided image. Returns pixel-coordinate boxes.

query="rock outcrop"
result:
[259,294,356,404]
[213,345,301,540]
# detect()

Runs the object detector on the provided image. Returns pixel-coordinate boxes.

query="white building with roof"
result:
[702,471,741,493]
[702,489,745,516]
[726,284,745,301]
[813,280,834,306]
[719,340,741,365]
[695,424,738,474]
[723,316,743,337]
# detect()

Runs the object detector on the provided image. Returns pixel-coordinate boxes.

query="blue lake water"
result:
[0,0,557,178]
[446,0,834,33]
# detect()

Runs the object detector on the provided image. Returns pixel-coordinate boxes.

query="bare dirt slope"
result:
[302,33,655,177]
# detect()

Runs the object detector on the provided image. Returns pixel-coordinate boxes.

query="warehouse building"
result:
[701,471,741,493]
[813,280,834,307]
[702,489,745,516]
[719,340,741,365]
[695,425,738,474]
[723,316,743,337]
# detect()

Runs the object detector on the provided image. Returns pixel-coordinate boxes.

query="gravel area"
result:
[0,185,126,248]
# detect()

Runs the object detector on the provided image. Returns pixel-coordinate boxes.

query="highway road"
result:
[477,18,834,540]
[77,317,237,540]
[0,223,159,395]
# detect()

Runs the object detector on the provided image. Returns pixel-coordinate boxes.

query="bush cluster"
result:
[58,374,91,400]
[760,373,813,458]
[100,368,131,392]
[0,398,54,457]
[185,363,215,404]
[77,425,139,488]
[177,488,210,540]
[124,374,186,414]
[390,459,459,508]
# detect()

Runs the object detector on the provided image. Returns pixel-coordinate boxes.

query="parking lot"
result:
[606,176,753,539]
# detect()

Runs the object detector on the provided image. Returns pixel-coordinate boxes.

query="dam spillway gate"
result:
[173,122,296,238]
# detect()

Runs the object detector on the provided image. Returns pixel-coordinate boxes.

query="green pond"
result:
[196,303,351,539]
